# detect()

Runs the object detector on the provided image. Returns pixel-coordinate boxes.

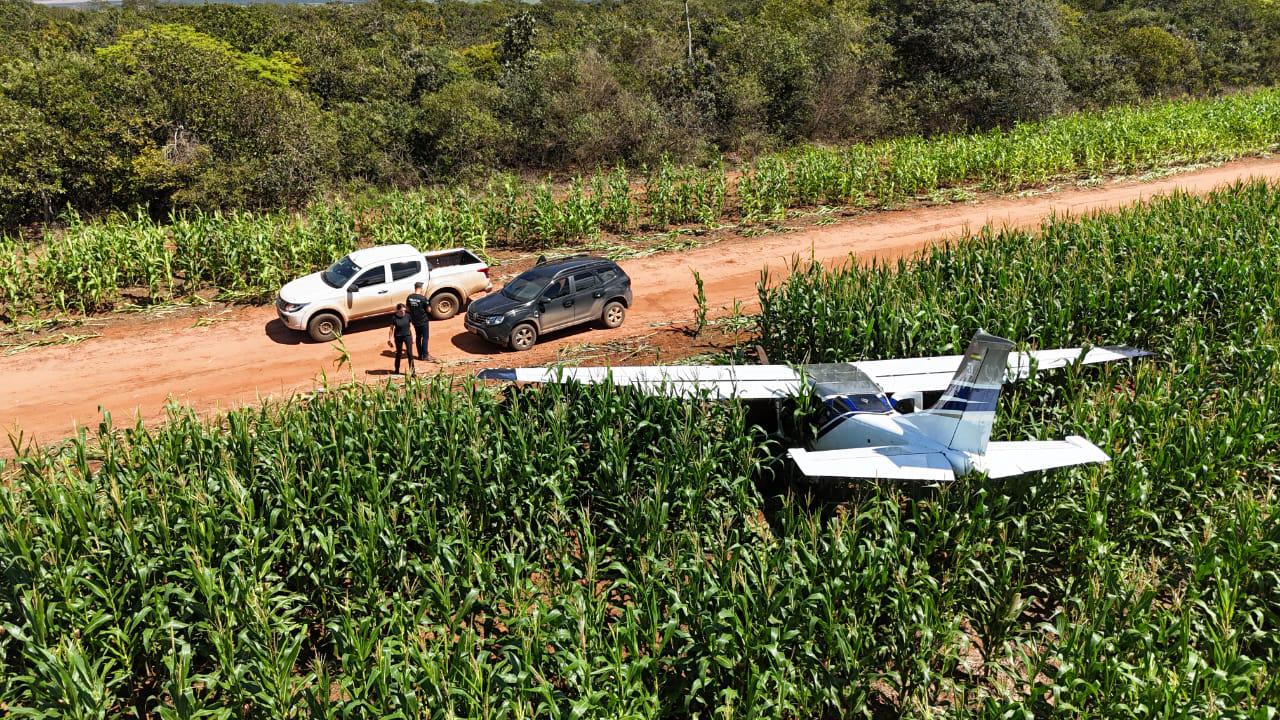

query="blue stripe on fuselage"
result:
[816,411,856,440]
[936,384,1000,413]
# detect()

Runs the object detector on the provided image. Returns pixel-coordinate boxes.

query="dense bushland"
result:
[2,182,1277,716]
[4,87,1280,321]
[3,0,1279,226]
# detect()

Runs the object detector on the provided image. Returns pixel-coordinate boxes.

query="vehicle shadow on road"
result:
[264,317,388,345]
[264,319,303,345]
[448,332,504,355]
[448,324,603,356]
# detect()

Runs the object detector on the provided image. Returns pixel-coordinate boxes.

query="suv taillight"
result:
[480,267,490,278]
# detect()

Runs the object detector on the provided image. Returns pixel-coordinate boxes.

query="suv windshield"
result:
[502,274,547,302]
[323,256,361,288]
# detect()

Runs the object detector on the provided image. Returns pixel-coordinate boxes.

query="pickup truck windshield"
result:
[502,275,546,302]
[323,256,361,288]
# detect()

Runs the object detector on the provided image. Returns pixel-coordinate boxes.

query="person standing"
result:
[405,281,435,361]
[387,303,415,375]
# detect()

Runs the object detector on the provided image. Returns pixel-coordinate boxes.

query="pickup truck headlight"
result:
[482,314,506,326]
[280,300,308,313]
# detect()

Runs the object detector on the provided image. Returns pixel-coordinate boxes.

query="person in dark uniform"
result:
[405,281,435,361]
[386,303,415,375]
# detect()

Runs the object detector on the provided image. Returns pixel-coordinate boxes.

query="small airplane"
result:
[477,331,1151,482]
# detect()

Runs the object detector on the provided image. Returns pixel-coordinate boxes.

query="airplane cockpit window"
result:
[825,393,894,415]
[806,365,885,399]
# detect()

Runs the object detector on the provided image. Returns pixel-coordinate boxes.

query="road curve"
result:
[4,157,1280,447]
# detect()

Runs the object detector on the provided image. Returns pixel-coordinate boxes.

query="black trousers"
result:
[394,334,415,373]
[412,320,429,360]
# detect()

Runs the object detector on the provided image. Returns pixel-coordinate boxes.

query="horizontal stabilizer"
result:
[788,446,956,482]
[975,436,1110,478]
[476,364,802,400]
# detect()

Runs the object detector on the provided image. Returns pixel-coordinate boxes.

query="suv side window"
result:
[544,276,570,299]
[351,266,386,289]
[596,267,618,284]
[571,271,600,293]
[390,261,421,281]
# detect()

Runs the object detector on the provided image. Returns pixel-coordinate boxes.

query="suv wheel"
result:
[430,291,461,320]
[308,312,343,343]
[509,323,538,351]
[601,301,626,329]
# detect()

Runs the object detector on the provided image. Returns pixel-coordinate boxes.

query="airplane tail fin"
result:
[905,331,1014,454]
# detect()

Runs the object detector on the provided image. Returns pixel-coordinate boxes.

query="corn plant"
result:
[8,88,1280,324]
[4,182,1280,716]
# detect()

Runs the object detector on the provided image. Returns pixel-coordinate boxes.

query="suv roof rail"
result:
[535,253,594,266]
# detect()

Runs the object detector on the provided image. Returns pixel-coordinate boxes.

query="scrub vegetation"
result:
[3,182,1277,716]
[3,87,1280,320]
[4,0,1280,225]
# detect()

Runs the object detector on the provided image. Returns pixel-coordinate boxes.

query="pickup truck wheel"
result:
[308,312,343,343]
[430,291,461,320]
[601,301,626,329]
[509,323,538,351]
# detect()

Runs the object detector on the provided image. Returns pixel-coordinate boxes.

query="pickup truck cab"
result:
[276,244,491,342]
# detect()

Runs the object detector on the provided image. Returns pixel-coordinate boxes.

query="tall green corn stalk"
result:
[7,88,1280,323]
[4,183,1280,716]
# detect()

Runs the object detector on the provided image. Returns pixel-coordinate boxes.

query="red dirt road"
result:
[4,158,1280,448]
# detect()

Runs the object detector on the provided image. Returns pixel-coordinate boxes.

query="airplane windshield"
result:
[825,393,893,415]
[806,364,883,397]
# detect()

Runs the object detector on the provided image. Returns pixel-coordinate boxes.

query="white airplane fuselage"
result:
[812,410,977,476]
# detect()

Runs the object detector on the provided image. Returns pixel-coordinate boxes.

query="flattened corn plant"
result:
[6,88,1280,323]
[3,181,1279,717]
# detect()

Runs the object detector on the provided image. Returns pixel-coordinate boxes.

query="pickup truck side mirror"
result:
[347,284,360,293]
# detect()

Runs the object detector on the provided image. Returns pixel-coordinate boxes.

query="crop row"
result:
[4,88,1280,319]
[3,182,1278,715]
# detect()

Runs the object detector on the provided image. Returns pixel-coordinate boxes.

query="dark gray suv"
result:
[464,256,633,351]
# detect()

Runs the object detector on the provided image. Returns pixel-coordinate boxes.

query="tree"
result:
[881,0,1067,131]
[1117,25,1200,95]
[95,23,336,208]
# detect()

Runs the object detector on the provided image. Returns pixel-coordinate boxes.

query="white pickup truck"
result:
[276,244,491,342]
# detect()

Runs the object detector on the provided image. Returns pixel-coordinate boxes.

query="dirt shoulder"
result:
[3,156,1279,450]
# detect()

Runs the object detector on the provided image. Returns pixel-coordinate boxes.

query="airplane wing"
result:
[478,345,1150,400]
[787,446,956,481]
[476,365,802,400]
[856,345,1151,395]
[975,436,1110,478]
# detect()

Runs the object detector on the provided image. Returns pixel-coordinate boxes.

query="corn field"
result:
[3,181,1278,716]
[4,88,1280,322]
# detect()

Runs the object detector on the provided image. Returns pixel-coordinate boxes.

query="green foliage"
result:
[692,268,708,336]
[97,24,304,88]
[758,180,1280,361]
[4,87,1280,322]
[4,181,1280,716]
[1116,25,1200,95]
[413,77,512,173]
[2,0,1278,226]
[884,0,1067,131]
